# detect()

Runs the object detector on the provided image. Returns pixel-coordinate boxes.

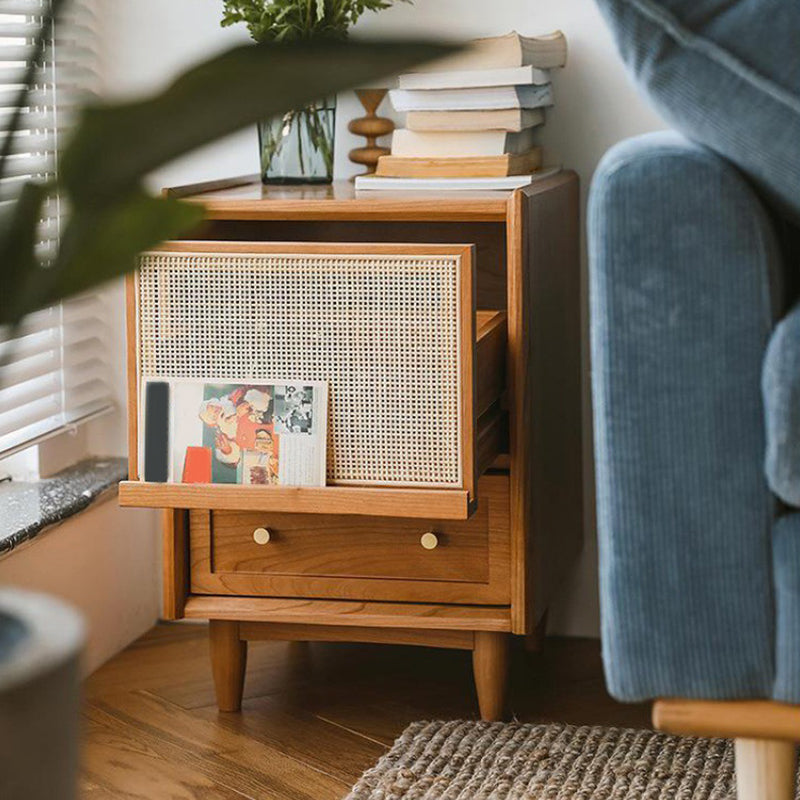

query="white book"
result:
[354,167,562,192]
[398,65,550,90]
[391,127,539,157]
[415,31,567,72]
[389,84,552,112]
[406,108,544,133]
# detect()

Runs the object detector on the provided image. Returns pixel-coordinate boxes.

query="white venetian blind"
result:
[0,0,112,458]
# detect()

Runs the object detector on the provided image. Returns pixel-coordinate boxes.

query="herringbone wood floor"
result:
[81,623,650,799]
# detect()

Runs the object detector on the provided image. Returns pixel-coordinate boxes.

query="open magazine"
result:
[141,378,327,487]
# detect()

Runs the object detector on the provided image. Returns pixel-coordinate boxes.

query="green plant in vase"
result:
[222,0,409,183]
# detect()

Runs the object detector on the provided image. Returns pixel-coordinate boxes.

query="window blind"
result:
[0,0,112,458]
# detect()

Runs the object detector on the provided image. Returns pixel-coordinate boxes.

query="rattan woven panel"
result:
[137,250,464,487]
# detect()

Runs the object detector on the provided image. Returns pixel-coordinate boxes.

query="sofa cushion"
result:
[594,0,800,222]
[763,302,800,506]
[772,513,800,702]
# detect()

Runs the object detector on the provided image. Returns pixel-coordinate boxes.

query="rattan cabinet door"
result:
[123,241,486,519]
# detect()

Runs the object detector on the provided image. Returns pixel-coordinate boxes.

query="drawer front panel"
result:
[210,510,489,583]
[190,473,510,604]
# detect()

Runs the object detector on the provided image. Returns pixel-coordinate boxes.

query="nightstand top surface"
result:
[164,175,558,222]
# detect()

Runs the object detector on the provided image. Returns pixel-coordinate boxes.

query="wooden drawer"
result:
[120,241,508,520]
[189,473,510,604]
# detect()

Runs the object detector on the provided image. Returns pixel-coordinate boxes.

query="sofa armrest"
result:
[589,131,784,702]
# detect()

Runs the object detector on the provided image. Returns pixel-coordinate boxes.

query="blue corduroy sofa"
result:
[588,0,800,794]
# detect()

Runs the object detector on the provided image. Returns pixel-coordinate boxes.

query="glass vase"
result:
[258,98,336,184]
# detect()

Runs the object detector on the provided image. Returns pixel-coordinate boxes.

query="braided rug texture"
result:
[345,720,800,800]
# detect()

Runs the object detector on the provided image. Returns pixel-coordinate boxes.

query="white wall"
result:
[98,0,257,187]
[89,0,666,640]
[98,0,666,189]
[0,499,160,674]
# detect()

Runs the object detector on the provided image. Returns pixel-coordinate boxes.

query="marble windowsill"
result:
[0,457,128,558]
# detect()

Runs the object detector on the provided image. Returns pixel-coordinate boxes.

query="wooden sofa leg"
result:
[209,620,247,712]
[472,631,510,721]
[735,738,797,800]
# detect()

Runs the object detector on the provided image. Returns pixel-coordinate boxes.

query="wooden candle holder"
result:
[348,88,394,177]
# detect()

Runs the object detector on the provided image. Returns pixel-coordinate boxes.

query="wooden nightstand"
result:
[119,174,583,721]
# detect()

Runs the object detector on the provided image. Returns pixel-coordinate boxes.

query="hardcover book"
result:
[398,65,550,90]
[389,84,553,113]
[405,108,544,133]
[410,30,567,72]
[376,148,543,178]
[354,166,562,191]
[391,127,539,157]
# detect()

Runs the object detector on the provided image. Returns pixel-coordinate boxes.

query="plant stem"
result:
[297,109,305,174]
[305,102,333,176]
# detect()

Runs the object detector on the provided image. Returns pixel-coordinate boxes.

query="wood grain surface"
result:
[506,173,583,634]
[183,595,512,632]
[188,473,510,605]
[164,177,515,222]
[119,482,472,519]
[80,622,651,798]
[654,698,800,742]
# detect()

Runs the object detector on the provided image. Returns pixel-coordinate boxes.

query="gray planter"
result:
[0,589,85,800]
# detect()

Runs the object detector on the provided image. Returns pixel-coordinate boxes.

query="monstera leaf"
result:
[0,37,455,326]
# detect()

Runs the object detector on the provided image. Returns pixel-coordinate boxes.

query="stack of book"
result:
[355,31,566,191]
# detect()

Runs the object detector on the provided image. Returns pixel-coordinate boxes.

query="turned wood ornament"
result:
[348,88,394,176]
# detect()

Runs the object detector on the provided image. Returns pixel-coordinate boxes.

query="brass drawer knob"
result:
[253,527,271,545]
[420,532,439,550]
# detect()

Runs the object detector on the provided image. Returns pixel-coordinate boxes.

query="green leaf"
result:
[31,192,205,313]
[59,39,455,205]
[0,181,50,325]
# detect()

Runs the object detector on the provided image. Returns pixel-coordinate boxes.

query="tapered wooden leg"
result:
[209,620,247,712]
[472,631,510,721]
[735,738,797,800]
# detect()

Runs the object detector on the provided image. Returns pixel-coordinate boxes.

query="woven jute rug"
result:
[345,720,800,800]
